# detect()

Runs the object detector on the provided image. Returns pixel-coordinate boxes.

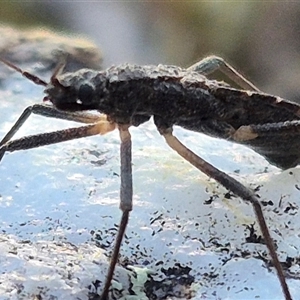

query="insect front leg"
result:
[0,103,106,146]
[188,55,260,91]
[155,123,292,300]
[100,125,132,300]
[0,122,116,162]
[0,117,133,298]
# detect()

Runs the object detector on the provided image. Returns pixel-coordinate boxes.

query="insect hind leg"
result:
[156,125,292,300]
[188,55,260,92]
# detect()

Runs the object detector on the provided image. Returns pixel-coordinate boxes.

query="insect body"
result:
[44,63,300,170]
[0,56,296,300]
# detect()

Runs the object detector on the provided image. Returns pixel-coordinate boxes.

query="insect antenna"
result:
[0,58,47,87]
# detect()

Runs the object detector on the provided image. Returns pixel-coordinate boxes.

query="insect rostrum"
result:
[0,56,296,300]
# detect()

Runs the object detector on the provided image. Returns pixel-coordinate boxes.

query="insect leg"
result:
[100,125,132,299]
[187,55,260,92]
[0,121,116,162]
[158,126,292,300]
[0,104,106,146]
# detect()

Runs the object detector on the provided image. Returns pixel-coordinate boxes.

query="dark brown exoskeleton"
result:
[0,56,298,299]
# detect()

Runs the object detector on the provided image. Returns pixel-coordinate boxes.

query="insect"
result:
[0,55,296,300]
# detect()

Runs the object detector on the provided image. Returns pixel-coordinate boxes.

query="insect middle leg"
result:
[0,103,106,145]
[157,126,292,300]
[188,55,260,92]
[100,125,132,300]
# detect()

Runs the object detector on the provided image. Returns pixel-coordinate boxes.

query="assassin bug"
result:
[0,56,297,300]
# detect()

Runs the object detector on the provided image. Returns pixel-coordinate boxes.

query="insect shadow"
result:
[0,56,296,300]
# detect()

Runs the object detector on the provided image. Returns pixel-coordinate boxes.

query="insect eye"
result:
[78,83,94,104]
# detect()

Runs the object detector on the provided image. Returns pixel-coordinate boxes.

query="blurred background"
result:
[0,1,300,102]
